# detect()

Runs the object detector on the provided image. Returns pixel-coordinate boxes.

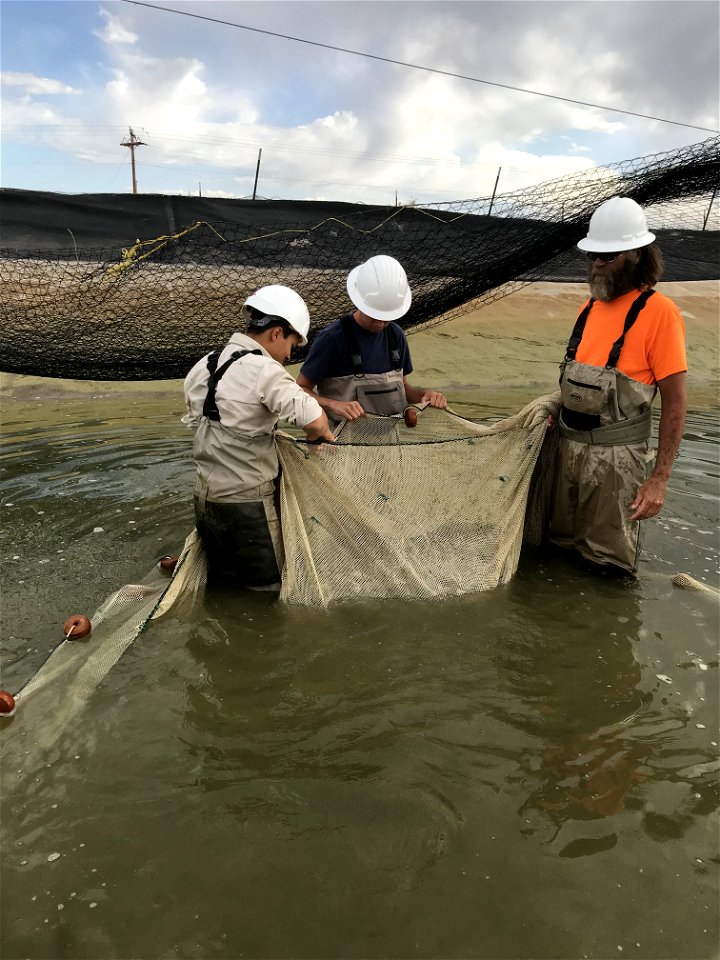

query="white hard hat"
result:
[242,284,311,346]
[577,196,655,253]
[346,255,412,322]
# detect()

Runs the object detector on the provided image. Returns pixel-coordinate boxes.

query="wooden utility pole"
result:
[488,166,502,216]
[120,127,146,194]
[252,148,262,200]
[702,186,717,230]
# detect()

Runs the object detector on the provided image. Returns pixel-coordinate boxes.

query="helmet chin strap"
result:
[247,311,286,330]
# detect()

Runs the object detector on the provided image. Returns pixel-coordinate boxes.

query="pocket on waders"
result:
[356,383,405,416]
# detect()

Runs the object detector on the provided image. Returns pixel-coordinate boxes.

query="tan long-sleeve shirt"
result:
[183,332,322,503]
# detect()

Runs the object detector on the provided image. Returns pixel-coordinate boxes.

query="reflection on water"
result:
[507,580,648,843]
[0,384,718,960]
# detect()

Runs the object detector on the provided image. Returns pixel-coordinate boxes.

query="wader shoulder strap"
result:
[340,315,364,377]
[564,290,656,367]
[202,348,262,421]
[565,300,595,361]
[605,289,655,369]
[385,323,403,371]
[340,315,403,377]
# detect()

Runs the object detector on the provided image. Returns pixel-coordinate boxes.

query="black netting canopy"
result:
[1,136,718,380]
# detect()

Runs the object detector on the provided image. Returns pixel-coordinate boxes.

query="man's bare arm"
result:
[303,412,335,443]
[403,378,448,408]
[296,372,366,421]
[629,371,686,521]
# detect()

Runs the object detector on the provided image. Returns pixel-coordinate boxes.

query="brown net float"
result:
[403,407,418,428]
[0,690,16,714]
[63,614,92,639]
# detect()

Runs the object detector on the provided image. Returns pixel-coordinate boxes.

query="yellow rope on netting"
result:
[102,221,226,281]
[100,204,488,282]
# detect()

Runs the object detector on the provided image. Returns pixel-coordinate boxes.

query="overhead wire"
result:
[1,123,581,173]
[130,153,499,198]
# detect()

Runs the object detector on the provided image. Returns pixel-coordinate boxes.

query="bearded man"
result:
[548,196,687,575]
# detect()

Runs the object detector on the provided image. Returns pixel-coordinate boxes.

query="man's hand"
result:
[304,413,335,445]
[296,373,366,422]
[419,390,448,409]
[331,399,366,421]
[629,474,668,522]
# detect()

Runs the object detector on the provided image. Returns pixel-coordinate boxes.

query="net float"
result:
[0,690,16,715]
[63,614,92,640]
[158,555,179,572]
[403,406,418,428]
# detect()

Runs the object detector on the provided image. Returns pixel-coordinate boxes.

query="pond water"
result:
[1,383,718,960]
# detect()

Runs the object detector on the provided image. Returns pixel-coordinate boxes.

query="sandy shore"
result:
[2,281,717,404]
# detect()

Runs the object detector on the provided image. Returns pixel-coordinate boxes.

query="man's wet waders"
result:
[194,348,284,588]
[549,291,657,573]
[318,316,408,423]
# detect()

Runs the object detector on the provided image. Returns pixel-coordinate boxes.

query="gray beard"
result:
[587,259,639,302]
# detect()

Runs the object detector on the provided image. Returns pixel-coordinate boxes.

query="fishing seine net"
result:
[277,395,560,606]
[1,136,718,380]
[0,530,207,781]
[0,396,559,775]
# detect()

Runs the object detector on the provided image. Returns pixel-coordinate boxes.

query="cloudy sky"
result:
[1,0,718,203]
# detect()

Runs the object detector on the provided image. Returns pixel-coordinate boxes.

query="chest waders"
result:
[194,348,283,589]
[318,316,407,422]
[549,290,657,574]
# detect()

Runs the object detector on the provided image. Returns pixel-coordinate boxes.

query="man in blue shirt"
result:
[297,255,447,424]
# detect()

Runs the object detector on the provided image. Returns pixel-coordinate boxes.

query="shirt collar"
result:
[228,331,272,359]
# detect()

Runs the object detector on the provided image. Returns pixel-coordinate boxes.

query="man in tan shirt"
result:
[183,285,334,589]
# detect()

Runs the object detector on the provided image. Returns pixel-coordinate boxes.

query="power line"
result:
[123,0,719,134]
[2,123,587,175]
[128,156,500,196]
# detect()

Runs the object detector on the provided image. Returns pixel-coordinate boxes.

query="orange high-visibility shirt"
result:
[574,288,687,386]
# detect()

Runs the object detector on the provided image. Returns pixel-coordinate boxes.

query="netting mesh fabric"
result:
[1,397,562,773]
[0,530,206,780]
[277,394,561,606]
[1,137,717,380]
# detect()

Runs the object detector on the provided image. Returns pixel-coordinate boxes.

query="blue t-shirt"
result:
[300,314,413,385]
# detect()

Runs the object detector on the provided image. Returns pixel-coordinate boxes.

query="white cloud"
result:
[1,2,716,200]
[0,72,79,95]
[95,9,138,46]
[102,49,256,132]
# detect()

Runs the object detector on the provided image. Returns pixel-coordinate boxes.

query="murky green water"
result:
[1,383,718,960]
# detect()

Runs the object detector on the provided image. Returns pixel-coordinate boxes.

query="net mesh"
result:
[0,530,206,780]
[1,137,718,380]
[277,394,561,606]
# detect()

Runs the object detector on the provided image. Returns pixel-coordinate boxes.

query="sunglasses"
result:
[585,251,623,262]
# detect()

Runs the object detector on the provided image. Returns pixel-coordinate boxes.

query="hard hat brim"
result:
[346,264,412,322]
[577,231,655,253]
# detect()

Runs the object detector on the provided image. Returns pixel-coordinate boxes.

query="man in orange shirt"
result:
[548,196,687,574]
